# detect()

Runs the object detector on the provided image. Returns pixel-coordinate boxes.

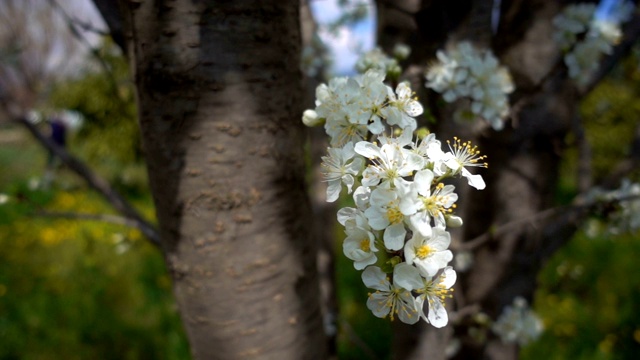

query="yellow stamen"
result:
[416,245,433,259]
[360,238,371,252]
[387,206,403,224]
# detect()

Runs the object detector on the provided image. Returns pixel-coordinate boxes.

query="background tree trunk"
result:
[114,1,327,358]
[375,0,630,359]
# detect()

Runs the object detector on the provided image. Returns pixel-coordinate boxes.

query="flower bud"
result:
[302,109,324,127]
[446,215,463,228]
[393,43,411,60]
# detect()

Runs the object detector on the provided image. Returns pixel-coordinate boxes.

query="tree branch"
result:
[12,115,161,246]
[458,192,640,252]
[458,205,572,251]
[89,0,127,55]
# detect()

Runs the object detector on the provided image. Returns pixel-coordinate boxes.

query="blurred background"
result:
[0,0,639,359]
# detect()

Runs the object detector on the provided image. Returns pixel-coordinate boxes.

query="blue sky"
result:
[310,0,376,75]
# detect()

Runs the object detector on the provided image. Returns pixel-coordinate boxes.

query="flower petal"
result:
[362,266,390,291]
[462,168,486,190]
[326,181,342,202]
[354,141,381,159]
[393,263,423,291]
[427,296,449,328]
[384,223,406,251]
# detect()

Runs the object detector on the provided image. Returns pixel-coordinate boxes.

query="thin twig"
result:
[449,304,482,324]
[11,114,161,246]
[458,206,569,251]
[458,193,640,251]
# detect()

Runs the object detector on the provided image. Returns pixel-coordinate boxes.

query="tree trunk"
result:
[116,1,326,358]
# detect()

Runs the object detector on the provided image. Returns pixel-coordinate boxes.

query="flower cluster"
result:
[306,70,422,147]
[553,3,630,87]
[303,70,488,327]
[492,297,543,346]
[425,42,514,131]
[355,44,411,79]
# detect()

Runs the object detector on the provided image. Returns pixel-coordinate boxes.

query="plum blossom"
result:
[303,54,488,326]
[362,266,420,324]
[394,264,457,328]
[404,227,453,276]
[355,139,423,189]
[425,42,513,130]
[492,297,543,345]
[321,142,364,202]
[343,226,378,270]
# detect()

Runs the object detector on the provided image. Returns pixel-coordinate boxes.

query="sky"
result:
[45,0,107,75]
[310,0,376,75]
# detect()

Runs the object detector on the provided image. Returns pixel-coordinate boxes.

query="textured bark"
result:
[115,1,326,359]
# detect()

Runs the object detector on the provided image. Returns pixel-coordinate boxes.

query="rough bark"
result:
[113,1,326,359]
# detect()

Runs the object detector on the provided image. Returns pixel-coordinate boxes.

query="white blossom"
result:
[365,187,410,250]
[401,170,459,231]
[394,264,457,328]
[553,3,629,87]
[426,42,513,130]
[381,82,422,131]
[585,179,640,234]
[355,140,423,189]
[307,64,489,328]
[404,227,453,276]
[492,297,544,346]
[343,226,378,270]
[321,142,364,202]
[355,47,402,77]
[444,137,487,190]
[362,266,420,324]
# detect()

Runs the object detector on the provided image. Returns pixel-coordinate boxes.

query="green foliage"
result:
[522,51,640,360]
[0,138,190,360]
[561,51,640,187]
[336,237,393,359]
[48,40,148,196]
[334,198,393,359]
[522,231,640,360]
[580,83,640,182]
[0,41,189,358]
